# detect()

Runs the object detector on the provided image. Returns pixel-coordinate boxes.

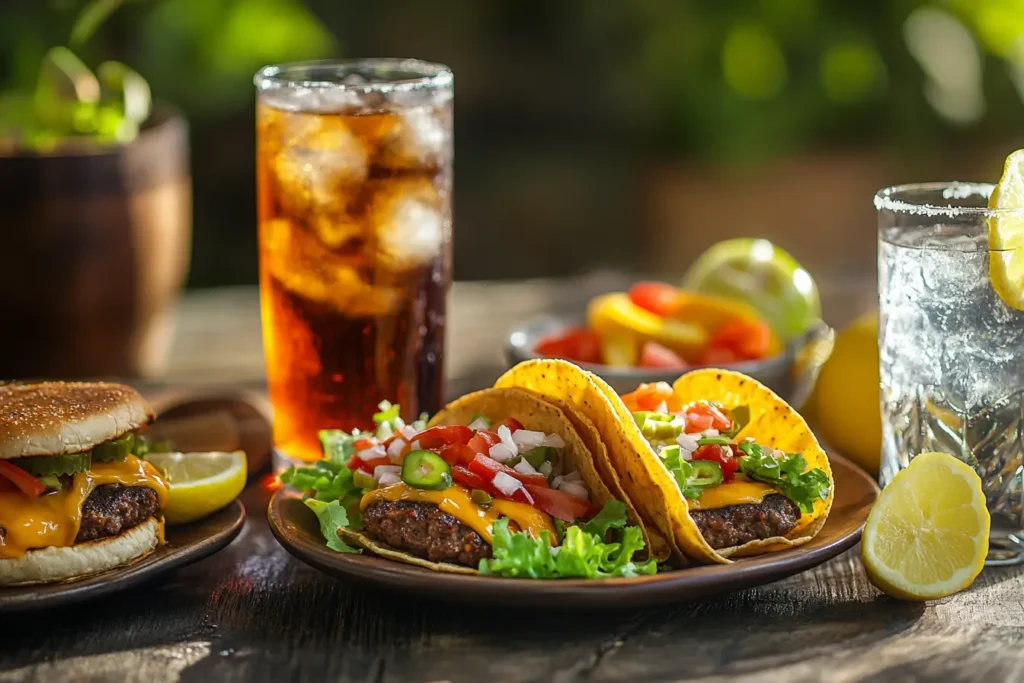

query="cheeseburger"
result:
[0,382,169,585]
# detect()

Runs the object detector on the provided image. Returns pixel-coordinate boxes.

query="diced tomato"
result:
[684,413,713,432]
[468,430,501,455]
[620,381,683,413]
[505,485,535,506]
[467,453,549,489]
[534,327,603,365]
[692,444,738,482]
[524,483,592,522]
[439,443,477,467]
[638,341,688,370]
[346,455,362,470]
[697,346,740,365]
[708,317,774,361]
[495,417,524,433]
[0,461,46,497]
[411,425,472,450]
[451,465,498,494]
[685,401,732,432]
[352,437,377,452]
[628,281,679,317]
[358,456,391,472]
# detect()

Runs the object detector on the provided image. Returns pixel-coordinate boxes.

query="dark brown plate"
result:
[0,499,245,613]
[268,452,878,609]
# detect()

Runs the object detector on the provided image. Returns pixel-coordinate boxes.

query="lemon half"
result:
[862,452,989,601]
[989,150,1024,310]
[145,451,247,525]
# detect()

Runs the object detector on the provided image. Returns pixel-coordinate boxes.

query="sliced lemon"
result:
[989,150,1024,310]
[144,451,247,525]
[682,238,820,340]
[862,452,989,601]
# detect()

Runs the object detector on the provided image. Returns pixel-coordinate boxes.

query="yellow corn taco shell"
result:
[669,369,834,561]
[495,360,688,565]
[348,387,618,574]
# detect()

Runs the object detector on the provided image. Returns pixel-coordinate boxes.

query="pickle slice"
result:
[92,432,135,462]
[11,452,91,477]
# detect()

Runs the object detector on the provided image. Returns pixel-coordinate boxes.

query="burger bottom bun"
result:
[0,517,162,586]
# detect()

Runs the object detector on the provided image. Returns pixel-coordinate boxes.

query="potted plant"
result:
[0,0,190,380]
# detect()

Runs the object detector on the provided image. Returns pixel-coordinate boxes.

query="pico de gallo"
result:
[534,281,781,370]
[621,382,830,514]
[280,401,657,579]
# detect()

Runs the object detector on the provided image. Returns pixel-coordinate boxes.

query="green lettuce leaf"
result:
[479,502,657,579]
[737,442,831,514]
[303,499,360,553]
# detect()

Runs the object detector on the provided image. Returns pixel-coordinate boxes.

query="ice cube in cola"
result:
[257,88,451,464]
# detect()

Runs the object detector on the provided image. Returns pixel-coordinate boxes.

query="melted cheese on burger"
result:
[361,483,558,546]
[687,476,777,511]
[0,455,169,560]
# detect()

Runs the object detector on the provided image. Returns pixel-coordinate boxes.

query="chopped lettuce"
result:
[478,501,657,579]
[737,442,830,514]
[280,453,364,529]
[303,499,360,553]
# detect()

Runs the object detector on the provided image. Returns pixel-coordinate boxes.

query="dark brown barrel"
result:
[0,106,191,379]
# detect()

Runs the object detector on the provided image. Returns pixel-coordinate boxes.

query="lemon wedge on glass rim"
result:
[988,149,1024,310]
[144,451,247,525]
[861,452,990,601]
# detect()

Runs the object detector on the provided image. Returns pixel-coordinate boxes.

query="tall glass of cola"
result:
[254,60,453,467]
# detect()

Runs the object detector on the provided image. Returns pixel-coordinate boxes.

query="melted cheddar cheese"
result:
[361,483,558,546]
[0,455,169,560]
[687,476,777,511]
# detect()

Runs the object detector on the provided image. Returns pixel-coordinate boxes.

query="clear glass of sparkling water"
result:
[876,182,1024,565]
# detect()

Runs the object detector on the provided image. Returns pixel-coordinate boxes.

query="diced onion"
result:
[386,438,407,463]
[377,472,402,487]
[511,429,545,450]
[492,471,522,496]
[513,459,538,475]
[357,443,387,461]
[681,450,693,461]
[399,425,418,440]
[489,443,516,463]
[702,429,719,437]
[373,465,402,481]
[497,425,518,455]
[410,440,421,451]
[562,470,582,483]
[539,461,553,477]
[559,482,589,500]
[550,546,562,557]
[677,433,699,453]
[551,476,563,489]
[656,401,668,414]
[541,433,565,448]
[467,417,490,431]
[393,417,406,429]
[375,421,394,441]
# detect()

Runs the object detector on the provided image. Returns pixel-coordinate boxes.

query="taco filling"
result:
[281,391,656,579]
[622,381,831,550]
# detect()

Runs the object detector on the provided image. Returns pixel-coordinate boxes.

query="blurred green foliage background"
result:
[2,0,1024,286]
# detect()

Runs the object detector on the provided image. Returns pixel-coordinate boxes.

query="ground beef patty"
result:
[362,500,491,567]
[75,484,160,543]
[690,494,801,549]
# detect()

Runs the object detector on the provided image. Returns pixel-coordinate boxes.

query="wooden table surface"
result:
[7,276,1024,683]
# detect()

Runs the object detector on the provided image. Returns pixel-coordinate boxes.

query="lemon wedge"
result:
[144,451,247,525]
[862,452,989,601]
[989,150,1024,310]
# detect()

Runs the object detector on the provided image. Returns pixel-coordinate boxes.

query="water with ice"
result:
[879,224,1024,531]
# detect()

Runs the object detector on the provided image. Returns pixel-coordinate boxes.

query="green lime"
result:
[682,238,821,340]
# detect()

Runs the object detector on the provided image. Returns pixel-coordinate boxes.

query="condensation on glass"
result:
[254,60,453,464]
[876,182,1024,564]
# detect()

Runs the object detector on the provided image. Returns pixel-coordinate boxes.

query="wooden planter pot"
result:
[0,107,191,379]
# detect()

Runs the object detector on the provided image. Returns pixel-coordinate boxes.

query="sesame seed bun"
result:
[0,382,154,460]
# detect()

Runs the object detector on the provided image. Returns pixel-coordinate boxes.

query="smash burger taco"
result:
[280,388,656,579]
[495,360,833,564]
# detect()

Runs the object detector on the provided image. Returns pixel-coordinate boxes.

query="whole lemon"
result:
[809,313,881,475]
